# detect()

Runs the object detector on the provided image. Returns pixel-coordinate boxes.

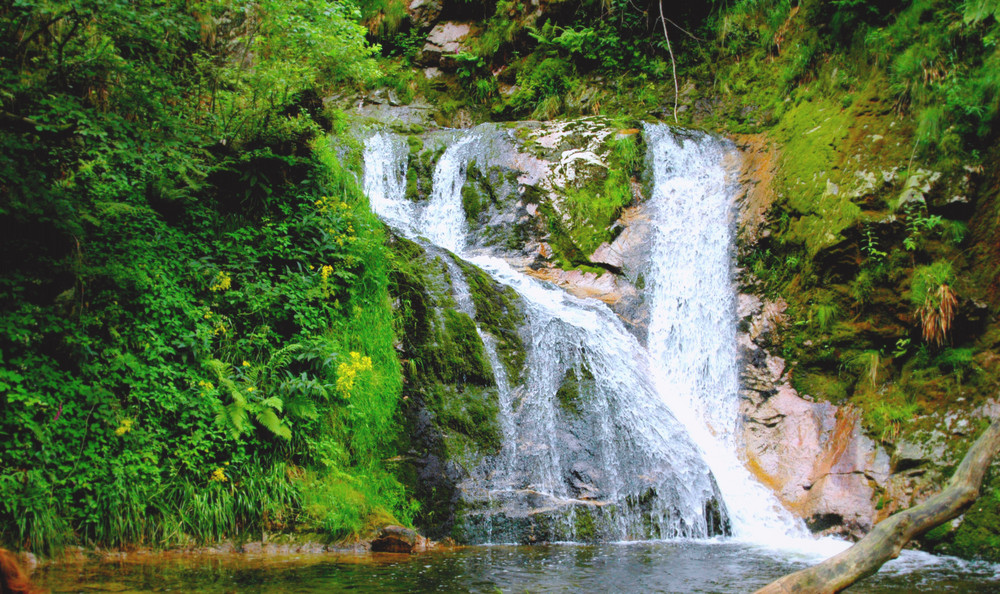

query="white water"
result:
[361,125,853,556]
[640,124,840,555]
[365,128,726,541]
[362,132,413,234]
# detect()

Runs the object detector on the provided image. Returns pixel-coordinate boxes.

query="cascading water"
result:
[362,132,412,234]
[641,124,811,543]
[364,126,729,542]
[359,122,855,550]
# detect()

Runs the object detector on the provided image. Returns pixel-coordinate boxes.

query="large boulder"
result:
[418,22,472,70]
[407,0,442,30]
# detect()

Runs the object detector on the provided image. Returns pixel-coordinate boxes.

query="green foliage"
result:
[928,467,1000,561]
[299,467,416,540]
[358,0,409,38]
[909,260,955,307]
[901,203,944,251]
[858,385,922,442]
[454,53,498,104]
[0,0,417,553]
[863,0,1000,156]
[810,302,840,332]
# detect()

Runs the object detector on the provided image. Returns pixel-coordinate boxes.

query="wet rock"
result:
[370,525,430,553]
[742,382,890,539]
[738,294,891,539]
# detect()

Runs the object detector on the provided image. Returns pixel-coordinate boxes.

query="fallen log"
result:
[756,417,1000,594]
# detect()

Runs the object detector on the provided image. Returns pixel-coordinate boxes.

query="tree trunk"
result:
[756,417,1000,594]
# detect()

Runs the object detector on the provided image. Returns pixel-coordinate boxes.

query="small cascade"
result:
[467,255,729,541]
[419,132,479,253]
[362,132,412,234]
[364,127,729,543]
[642,123,809,542]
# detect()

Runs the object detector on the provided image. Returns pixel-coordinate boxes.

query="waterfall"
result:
[641,124,810,543]
[361,124,832,546]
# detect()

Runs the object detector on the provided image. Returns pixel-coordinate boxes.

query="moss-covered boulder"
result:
[388,233,526,538]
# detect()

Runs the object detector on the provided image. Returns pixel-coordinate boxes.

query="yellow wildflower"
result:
[209,271,232,292]
[242,360,251,367]
[247,386,255,393]
[336,351,374,397]
[114,418,134,436]
[210,467,227,482]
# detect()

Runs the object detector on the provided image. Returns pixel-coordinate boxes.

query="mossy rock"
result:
[430,383,503,455]
[455,257,526,382]
[790,369,854,403]
[555,365,596,416]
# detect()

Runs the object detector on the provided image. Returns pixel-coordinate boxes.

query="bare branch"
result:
[756,417,1000,594]
[657,1,678,124]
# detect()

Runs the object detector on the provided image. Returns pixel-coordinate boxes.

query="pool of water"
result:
[35,542,1000,593]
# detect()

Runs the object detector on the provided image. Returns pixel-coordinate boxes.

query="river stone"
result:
[370,525,429,553]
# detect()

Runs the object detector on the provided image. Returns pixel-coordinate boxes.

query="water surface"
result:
[37,542,1000,593]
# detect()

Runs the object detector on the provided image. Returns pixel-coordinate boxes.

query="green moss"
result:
[790,370,853,403]
[772,97,862,255]
[853,383,923,442]
[406,167,419,200]
[406,134,423,154]
[431,384,502,454]
[461,178,486,224]
[909,260,954,307]
[440,309,493,385]
[572,507,597,541]
[927,470,1000,561]
[406,143,446,203]
[455,258,526,382]
[555,365,595,415]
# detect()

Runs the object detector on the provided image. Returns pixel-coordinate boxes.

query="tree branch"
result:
[756,416,1000,594]
[657,1,678,123]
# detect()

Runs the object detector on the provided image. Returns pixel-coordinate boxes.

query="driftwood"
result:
[757,417,1000,594]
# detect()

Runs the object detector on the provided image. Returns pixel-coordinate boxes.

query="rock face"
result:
[731,139,1000,541]
[433,118,654,339]
[388,234,525,539]
[379,120,729,543]
[738,295,892,538]
[373,117,990,543]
